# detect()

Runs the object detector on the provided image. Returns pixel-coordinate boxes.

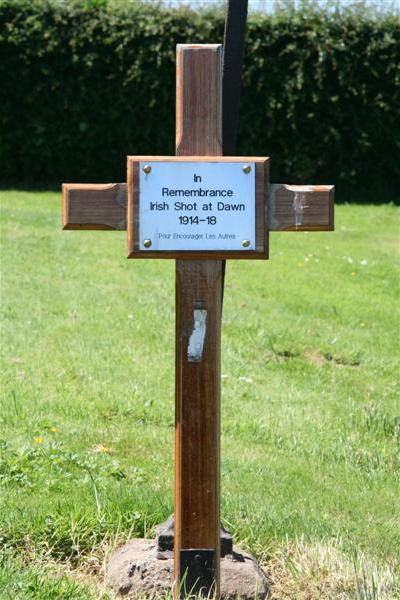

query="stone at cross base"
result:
[107,526,268,599]
[107,517,268,598]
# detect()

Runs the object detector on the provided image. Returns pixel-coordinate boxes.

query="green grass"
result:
[0,190,399,599]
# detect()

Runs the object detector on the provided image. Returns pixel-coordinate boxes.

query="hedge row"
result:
[1,0,399,201]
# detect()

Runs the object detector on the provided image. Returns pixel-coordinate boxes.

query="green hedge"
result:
[1,0,399,201]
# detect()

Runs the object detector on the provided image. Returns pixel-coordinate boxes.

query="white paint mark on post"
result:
[293,192,305,227]
[286,186,312,228]
[188,309,207,362]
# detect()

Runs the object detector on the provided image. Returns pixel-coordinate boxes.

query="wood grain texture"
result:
[269,184,334,231]
[174,44,222,597]
[176,44,222,157]
[127,161,139,256]
[62,183,126,230]
[126,155,269,260]
[63,179,333,235]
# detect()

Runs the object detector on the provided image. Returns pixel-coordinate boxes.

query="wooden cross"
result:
[62,44,334,598]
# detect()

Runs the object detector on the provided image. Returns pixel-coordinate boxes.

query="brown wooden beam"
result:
[269,183,334,231]
[62,183,126,230]
[174,43,222,598]
[62,182,334,233]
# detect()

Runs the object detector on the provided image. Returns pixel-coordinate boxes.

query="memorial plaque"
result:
[140,161,255,251]
[127,156,269,259]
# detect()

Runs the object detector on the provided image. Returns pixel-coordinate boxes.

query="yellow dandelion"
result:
[49,427,58,433]
[34,436,44,444]
[92,444,112,454]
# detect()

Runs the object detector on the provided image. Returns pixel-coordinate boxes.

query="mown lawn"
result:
[0,190,399,599]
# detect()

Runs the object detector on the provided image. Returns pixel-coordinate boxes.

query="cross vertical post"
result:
[174,44,223,598]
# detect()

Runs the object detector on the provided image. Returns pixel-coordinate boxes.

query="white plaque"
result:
[139,161,256,252]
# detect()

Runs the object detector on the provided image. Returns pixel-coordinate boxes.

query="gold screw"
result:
[143,165,152,174]
[242,239,251,248]
[242,165,251,174]
[143,239,152,248]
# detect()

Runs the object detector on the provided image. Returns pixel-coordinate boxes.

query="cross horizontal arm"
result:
[62,181,334,232]
[62,183,126,230]
[269,184,334,231]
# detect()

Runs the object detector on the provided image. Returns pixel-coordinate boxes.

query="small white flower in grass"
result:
[360,259,368,266]
[128,314,134,319]
[238,376,253,384]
